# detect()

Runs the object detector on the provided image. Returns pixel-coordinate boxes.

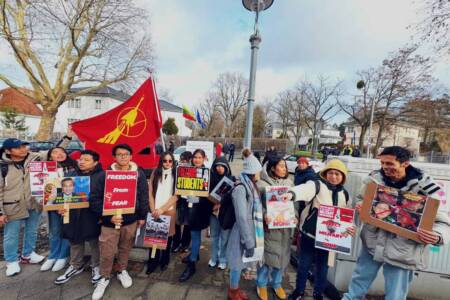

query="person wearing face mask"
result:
[54,150,104,286]
[286,159,355,300]
[256,156,293,300]
[226,148,263,300]
[146,151,177,274]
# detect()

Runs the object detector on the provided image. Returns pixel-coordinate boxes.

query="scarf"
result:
[319,177,344,206]
[155,168,174,209]
[240,173,264,256]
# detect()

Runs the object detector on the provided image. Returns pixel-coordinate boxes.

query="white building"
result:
[266,121,341,145]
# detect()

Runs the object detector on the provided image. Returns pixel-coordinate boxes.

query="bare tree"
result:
[289,85,308,148]
[0,0,154,139]
[196,93,220,136]
[272,90,293,139]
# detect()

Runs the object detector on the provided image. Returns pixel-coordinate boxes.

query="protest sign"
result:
[29,161,59,205]
[360,181,440,243]
[135,214,171,257]
[175,165,210,197]
[186,140,214,168]
[210,176,234,202]
[265,186,296,229]
[315,204,355,255]
[43,176,90,211]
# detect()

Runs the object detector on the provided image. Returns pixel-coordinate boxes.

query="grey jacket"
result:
[226,178,256,271]
[257,167,293,269]
[358,168,450,270]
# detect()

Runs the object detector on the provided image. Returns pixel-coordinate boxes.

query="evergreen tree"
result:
[1,108,28,132]
[162,118,179,136]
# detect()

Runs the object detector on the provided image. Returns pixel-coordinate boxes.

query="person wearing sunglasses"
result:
[146,151,178,274]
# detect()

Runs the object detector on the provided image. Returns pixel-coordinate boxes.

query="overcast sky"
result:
[1,0,448,123]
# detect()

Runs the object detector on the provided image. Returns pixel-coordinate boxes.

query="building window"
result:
[68,98,81,108]
[95,99,102,109]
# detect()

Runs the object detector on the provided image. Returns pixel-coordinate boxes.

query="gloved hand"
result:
[244,248,255,258]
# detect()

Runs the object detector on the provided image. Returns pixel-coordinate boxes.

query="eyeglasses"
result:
[163,159,173,163]
[116,154,130,158]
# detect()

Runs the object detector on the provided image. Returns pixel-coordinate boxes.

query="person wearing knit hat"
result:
[294,157,318,186]
[286,159,355,300]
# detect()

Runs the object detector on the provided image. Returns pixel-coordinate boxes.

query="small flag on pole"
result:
[182,105,196,121]
[196,110,206,129]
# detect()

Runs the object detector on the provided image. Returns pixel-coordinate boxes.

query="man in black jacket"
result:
[55,150,104,285]
[91,144,149,300]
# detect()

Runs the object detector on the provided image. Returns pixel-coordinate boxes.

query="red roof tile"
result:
[0,88,43,116]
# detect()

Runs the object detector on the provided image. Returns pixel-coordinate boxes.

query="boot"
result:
[182,253,199,263]
[312,293,323,300]
[178,261,196,282]
[287,290,304,300]
[227,287,243,300]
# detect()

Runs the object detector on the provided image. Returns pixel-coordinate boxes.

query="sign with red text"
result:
[29,161,59,205]
[102,170,138,215]
[175,166,210,197]
[315,205,355,255]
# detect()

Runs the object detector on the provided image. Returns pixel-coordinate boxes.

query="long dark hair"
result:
[267,155,289,179]
[151,151,176,197]
[47,147,77,173]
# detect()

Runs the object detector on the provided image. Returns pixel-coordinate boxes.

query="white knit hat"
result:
[242,154,262,175]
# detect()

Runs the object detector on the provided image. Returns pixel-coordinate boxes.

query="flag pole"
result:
[151,77,166,152]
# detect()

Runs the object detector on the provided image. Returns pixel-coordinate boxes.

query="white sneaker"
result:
[6,261,21,276]
[91,266,101,284]
[92,277,110,300]
[52,258,68,272]
[21,251,45,264]
[218,262,227,270]
[54,265,84,285]
[208,259,217,268]
[40,259,56,271]
[117,270,133,289]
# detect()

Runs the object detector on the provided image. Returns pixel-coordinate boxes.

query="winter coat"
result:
[0,152,46,220]
[90,161,149,229]
[294,166,318,186]
[210,156,233,192]
[226,177,257,271]
[62,164,103,244]
[257,167,293,270]
[187,195,213,231]
[358,166,450,270]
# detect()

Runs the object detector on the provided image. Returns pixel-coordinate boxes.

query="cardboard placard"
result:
[43,176,90,211]
[315,205,355,255]
[175,166,210,197]
[360,181,440,243]
[135,214,171,250]
[29,161,59,205]
[102,170,138,216]
[186,140,214,168]
[210,176,234,202]
[265,186,296,229]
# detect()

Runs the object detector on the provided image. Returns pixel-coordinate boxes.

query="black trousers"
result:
[147,236,173,268]
[172,224,191,249]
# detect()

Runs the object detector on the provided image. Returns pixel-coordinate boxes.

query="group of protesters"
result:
[0,131,448,300]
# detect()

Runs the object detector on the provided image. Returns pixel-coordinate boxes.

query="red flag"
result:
[71,78,163,169]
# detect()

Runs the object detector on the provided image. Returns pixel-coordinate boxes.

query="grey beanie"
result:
[242,154,262,175]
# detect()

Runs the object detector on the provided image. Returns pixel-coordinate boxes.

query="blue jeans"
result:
[209,215,230,264]
[190,230,201,262]
[342,246,414,300]
[257,264,283,288]
[3,210,41,262]
[47,211,70,260]
[296,235,329,296]
[230,268,242,288]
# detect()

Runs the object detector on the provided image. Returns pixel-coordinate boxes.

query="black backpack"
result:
[218,182,247,230]
[0,162,8,184]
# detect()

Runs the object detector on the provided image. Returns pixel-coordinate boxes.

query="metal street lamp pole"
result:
[242,0,274,149]
[367,97,376,159]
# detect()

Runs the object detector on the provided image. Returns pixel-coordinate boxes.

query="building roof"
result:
[70,86,131,102]
[0,88,43,116]
[159,99,182,113]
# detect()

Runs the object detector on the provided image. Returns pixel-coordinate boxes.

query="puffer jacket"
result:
[358,166,450,270]
[257,166,293,269]
[0,152,46,220]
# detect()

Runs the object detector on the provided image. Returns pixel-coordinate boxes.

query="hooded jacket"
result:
[257,165,293,269]
[62,164,104,244]
[210,156,234,192]
[294,166,318,186]
[358,166,450,270]
[90,161,149,229]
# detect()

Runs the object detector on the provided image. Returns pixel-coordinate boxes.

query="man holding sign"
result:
[90,144,149,300]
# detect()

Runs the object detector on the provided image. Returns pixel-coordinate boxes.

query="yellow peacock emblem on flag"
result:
[97,97,147,144]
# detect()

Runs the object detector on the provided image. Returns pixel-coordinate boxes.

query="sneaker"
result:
[20,251,45,264]
[217,262,227,270]
[208,259,217,268]
[92,277,110,300]
[40,259,56,271]
[6,261,21,277]
[54,265,84,285]
[117,270,133,288]
[52,258,68,272]
[91,266,101,284]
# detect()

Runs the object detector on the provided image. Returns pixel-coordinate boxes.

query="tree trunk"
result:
[35,110,57,141]
[358,125,367,150]
[373,118,386,157]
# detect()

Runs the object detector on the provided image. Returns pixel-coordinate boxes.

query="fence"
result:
[415,152,450,164]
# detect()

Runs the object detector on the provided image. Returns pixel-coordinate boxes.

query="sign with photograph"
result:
[175,165,210,197]
[360,181,440,243]
[265,186,296,229]
[43,176,90,211]
[29,161,59,205]
[186,140,214,168]
[210,176,235,202]
[315,205,355,255]
[102,170,138,216]
[135,214,171,250]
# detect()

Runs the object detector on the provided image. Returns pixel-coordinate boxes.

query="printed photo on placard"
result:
[144,215,171,250]
[265,186,296,229]
[210,176,234,202]
[29,161,59,204]
[43,176,90,210]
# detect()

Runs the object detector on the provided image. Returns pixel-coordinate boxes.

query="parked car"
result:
[284,154,324,174]
[64,140,84,154]
[28,141,55,152]
[173,146,186,163]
